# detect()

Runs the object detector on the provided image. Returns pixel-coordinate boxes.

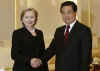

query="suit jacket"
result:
[46,21,92,71]
[11,27,48,71]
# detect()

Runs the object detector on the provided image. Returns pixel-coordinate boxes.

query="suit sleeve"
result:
[11,31,30,64]
[80,28,92,71]
[46,38,56,61]
[44,30,57,61]
[39,32,47,62]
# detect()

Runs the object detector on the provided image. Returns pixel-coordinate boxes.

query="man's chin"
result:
[65,22,71,25]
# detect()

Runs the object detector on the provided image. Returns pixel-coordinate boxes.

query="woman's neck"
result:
[25,26,35,32]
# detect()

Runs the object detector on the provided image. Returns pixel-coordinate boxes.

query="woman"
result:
[11,8,48,71]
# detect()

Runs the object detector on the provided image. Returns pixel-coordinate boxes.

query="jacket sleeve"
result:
[40,30,56,62]
[80,28,92,71]
[43,30,56,62]
[46,38,56,61]
[11,31,30,64]
[39,32,47,63]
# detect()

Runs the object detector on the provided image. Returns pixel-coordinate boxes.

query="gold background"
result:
[0,0,100,71]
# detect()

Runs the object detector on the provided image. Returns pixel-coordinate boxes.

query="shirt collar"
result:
[66,20,76,29]
[64,20,76,34]
[24,26,35,33]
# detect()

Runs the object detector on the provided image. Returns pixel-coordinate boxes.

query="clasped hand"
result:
[30,58,42,68]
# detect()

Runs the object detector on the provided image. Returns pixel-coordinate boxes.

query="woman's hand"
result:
[30,58,42,68]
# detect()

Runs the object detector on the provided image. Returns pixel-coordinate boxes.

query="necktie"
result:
[64,25,70,40]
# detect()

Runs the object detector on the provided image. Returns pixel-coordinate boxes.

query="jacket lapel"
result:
[61,26,66,40]
[65,21,79,45]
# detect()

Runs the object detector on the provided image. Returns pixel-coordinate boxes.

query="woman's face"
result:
[22,11,36,27]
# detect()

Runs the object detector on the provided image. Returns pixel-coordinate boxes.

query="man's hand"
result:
[30,58,42,68]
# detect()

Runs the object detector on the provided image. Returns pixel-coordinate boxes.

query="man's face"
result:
[61,5,76,25]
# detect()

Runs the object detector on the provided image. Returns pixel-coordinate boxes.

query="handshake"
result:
[30,58,42,68]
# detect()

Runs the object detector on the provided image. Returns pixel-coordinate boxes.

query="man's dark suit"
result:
[46,21,92,71]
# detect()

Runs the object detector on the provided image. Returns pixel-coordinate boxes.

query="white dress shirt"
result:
[64,20,76,35]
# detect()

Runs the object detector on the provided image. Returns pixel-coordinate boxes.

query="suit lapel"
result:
[65,21,79,45]
[61,26,66,40]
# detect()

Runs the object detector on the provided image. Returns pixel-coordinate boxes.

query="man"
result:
[45,1,92,71]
